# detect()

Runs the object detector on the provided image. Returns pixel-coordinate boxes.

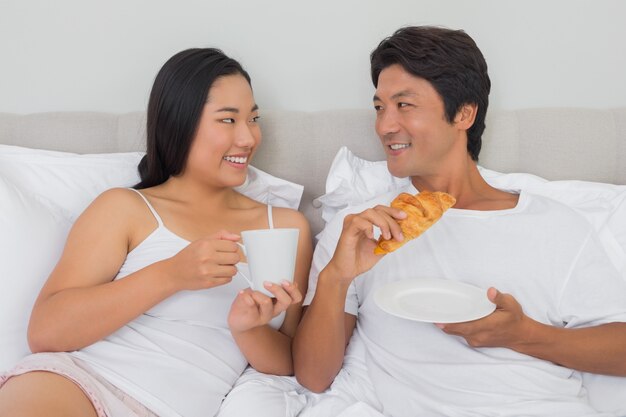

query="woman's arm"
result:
[28,188,240,352]
[28,189,174,352]
[229,209,312,375]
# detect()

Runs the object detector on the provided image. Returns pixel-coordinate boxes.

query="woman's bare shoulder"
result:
[271,206,310,230]
[91,187,142,204]
[67,187,159,256]
[77,187,154,229]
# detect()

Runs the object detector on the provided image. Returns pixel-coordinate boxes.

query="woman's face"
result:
[185,74,261,188]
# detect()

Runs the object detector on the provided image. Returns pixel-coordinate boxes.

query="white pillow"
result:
[481,166,626,272]
[0,145,304,219]
[319,146,626,271]
[0,177,72,371]
[235,165,303,210]
[0,145,145,222]
[313,146,409,223]
[0,145,303,372]
[319,146,626,414]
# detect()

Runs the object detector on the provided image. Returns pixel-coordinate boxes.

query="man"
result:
[293,26,626,416]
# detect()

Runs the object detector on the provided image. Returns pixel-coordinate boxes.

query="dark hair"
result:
[370,26,490,161]
[135,48,251,188]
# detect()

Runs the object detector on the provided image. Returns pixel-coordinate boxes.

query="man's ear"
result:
[454,103,478,130]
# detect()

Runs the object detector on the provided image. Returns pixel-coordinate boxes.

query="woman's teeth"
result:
[223,156,247,164]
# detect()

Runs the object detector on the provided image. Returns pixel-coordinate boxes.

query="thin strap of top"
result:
[130,188,272,230]
[267,205,274,229]
[129,188,164,227]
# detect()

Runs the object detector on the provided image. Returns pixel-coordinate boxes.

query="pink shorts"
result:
[0,352,158,417]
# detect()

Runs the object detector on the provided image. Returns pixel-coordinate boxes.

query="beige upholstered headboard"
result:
[2,108,625,236]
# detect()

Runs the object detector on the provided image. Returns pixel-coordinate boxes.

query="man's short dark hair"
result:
[370,26,490,161]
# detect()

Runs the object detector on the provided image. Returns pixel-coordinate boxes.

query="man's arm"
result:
[439,288,626,376]
[293,267,357,392]
[293,206,406,392]
[519,321,626,376]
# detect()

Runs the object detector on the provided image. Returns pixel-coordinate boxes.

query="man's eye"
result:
[374,105,383,111]
[250,116,260,123]
[398,102,410,108]
[221,118,235,124]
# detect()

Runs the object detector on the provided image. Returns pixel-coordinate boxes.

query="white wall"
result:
[1,0,625,114]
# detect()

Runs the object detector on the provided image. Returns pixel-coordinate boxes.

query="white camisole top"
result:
[72,189,284,417]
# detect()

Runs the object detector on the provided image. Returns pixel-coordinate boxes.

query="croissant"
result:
[374,191,456,254]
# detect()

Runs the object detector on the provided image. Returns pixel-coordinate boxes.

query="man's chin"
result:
[387,165,411,179]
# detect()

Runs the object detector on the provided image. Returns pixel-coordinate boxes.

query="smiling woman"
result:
[0,48,312,417]
[185,75,261,188]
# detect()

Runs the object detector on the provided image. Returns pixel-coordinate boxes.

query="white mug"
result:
[236,228,299,297]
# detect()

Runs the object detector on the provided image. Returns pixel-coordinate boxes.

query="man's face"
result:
[373,64,463,179]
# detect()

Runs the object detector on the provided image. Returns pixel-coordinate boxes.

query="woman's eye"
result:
[221,118,235,124]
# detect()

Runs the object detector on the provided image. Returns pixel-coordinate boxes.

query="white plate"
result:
[374,278,495,323]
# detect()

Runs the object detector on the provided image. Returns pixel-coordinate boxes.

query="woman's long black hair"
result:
[135,48,251,189]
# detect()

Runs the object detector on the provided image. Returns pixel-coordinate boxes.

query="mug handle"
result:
[235,242,254,289]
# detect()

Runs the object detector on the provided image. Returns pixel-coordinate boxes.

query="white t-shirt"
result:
[304,183,626,417]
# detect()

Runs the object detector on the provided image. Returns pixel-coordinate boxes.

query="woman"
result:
[0,48,312,417]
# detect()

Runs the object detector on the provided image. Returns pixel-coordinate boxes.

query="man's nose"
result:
[376,108,401,137]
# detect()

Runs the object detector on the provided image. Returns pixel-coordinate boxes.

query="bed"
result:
[1,108,625,414]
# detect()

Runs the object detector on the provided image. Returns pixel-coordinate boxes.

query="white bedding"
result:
[2,142,626,416]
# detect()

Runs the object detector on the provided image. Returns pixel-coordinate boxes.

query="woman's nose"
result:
[235,124,258,148]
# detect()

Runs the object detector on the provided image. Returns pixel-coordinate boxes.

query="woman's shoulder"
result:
[90,187,145,209]
[76,187,160,247]
[83,187,153,223]
[271,206,310,230]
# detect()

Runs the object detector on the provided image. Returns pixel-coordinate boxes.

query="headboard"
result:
[2,108,625,236]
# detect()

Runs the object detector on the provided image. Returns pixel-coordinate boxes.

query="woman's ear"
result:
[454,103,478,130]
